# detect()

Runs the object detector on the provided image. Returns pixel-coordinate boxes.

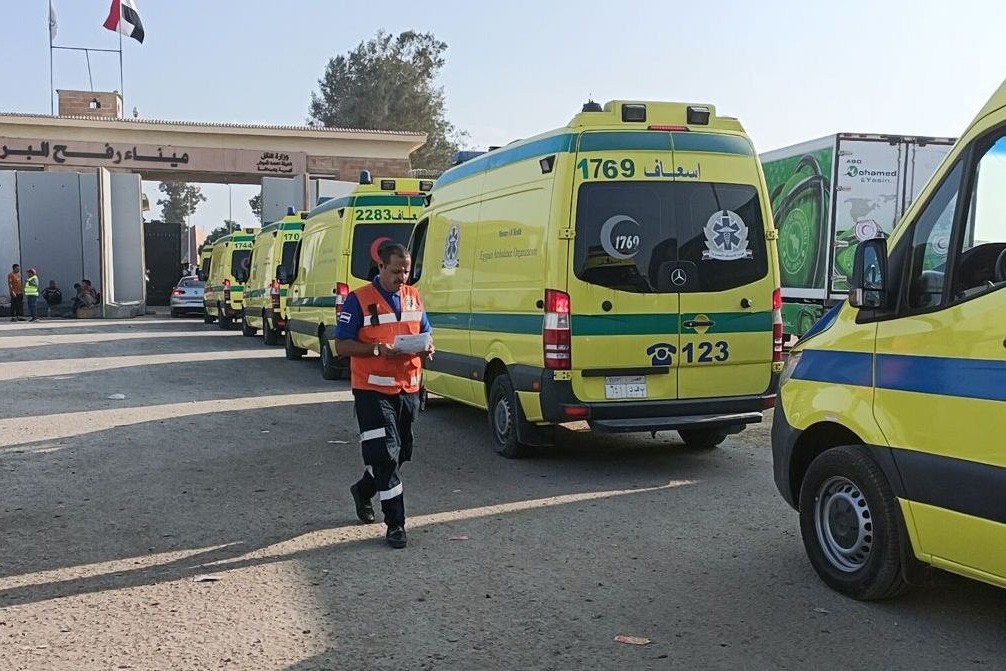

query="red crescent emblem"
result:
[369,236,392,263]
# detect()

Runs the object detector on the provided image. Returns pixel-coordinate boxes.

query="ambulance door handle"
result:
[740,298,753,309]
[535,300,544,309]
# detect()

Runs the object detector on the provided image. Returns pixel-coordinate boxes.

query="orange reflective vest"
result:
[350,282,425,394]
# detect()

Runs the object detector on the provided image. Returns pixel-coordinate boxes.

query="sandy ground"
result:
[0,314,1003,670]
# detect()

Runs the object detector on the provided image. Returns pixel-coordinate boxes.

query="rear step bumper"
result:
[513,365,779,434]
[589,412,761,433]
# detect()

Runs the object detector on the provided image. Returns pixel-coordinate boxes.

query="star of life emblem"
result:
[702,210,752,261]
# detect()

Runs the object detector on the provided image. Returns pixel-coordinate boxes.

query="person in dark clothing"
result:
[41,280,63,317]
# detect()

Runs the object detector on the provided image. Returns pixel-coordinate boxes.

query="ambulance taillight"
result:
[543,289,571,370]
[772,288,784,365]
[269,279,281,310]
[335,282,350,317]
[223,278,232,304]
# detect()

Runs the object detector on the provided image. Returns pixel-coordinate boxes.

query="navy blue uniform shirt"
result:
[335,277,432,341]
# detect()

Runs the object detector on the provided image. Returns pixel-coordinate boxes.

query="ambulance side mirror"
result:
[850,238,888,309]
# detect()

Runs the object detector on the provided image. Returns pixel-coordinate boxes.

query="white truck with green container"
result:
[761,133,955,338]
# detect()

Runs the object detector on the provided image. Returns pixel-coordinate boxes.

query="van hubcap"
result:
[493,397,512,440]
[815,476,873,572]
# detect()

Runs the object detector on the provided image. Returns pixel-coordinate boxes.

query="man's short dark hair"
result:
[73,283,81,290]
[378,242,410,265]
[12,264,19,271]
[82,279,92,286]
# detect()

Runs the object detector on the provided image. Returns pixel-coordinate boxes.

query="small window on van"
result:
[350,223,415,282]
[409,220,429,284]
[573,181,768,293]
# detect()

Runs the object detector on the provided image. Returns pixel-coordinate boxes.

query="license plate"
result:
[604,375,647,399]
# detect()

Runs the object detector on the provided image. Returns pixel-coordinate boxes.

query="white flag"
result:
[48,0,57,43]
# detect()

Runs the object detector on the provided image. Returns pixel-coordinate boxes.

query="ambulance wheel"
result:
[488,374,529,459]
[203,310,215,324]
[217,305,232,330]
[263,315,281,346]
[285,329,305,360]
[798,445,916,601]
[678,427,729,449]
[320,337,342,380]
[241,310,257,337]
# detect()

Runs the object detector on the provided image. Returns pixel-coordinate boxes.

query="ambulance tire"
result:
[678,427,729,449]
[217,305,232,330]
[203,309,215,324]
[263,314,281,346]
[285,329,306,360]
[241,310,257,337]
[320,337,342,380]
[798,445,915,601]
[488,374,529,459]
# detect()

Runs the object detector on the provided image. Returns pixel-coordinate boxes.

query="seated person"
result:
[71,283,96,317]
[41,280,62,316]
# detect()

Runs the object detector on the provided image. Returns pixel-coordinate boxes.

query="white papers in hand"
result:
[393,333,431,354]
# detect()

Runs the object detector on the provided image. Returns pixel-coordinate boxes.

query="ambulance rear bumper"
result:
[515,366,778,434]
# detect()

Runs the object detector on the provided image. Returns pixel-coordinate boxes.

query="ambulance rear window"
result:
[350,224,415,281]
[573,181,768,293]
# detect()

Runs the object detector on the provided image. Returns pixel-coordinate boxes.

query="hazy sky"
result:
[2,0,1005,234]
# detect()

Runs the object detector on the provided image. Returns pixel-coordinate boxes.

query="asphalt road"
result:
[0,315,1003,670]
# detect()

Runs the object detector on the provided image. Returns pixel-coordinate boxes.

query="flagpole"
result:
[48,4,54,115]
[118,19,124,106]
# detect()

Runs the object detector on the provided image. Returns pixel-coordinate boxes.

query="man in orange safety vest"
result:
[335,242,434,549]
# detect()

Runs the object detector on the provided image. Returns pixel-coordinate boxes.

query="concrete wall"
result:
[16,171,88,310]
[261,175,308,223]
[0,169,143,316]
[0,171,18,305]
[108,173,144,310]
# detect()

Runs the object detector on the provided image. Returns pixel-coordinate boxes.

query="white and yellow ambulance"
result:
[285,175,432,379]
[409,100,783,457]
[242,210,306,344]
[773,78,1006,599]
[202,227,258,329]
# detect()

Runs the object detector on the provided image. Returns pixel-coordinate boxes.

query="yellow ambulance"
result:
[409,100,783,457]
[285,174,432,379]
[242,210,307,344]
[773,78,1006,599]
[198,245,213,283]
[203,227,258,329]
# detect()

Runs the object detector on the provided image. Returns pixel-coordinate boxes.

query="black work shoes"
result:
[386,525,407,549]
[350,483,375,524]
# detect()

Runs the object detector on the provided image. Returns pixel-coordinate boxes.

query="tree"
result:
[158,182,207,223]
[249,193,262,223]
[308,30,466,172]
[201,220,236,249]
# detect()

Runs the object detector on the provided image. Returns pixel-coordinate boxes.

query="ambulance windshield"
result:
[573,181,768,293]
[231,250,252,281]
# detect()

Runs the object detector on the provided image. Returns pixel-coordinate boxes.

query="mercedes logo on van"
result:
[671,268,687,286]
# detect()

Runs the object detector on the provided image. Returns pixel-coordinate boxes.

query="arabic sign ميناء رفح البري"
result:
[0,138,307,175]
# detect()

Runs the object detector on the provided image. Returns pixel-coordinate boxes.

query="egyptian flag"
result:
[103,0,145,44]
